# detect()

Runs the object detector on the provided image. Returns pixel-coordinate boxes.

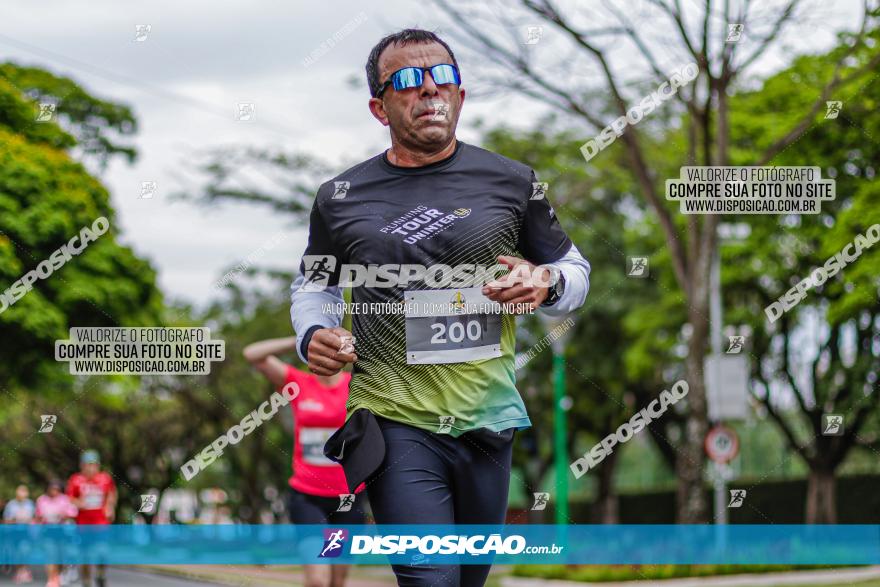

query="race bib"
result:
[404,287,502,365]
[43,511,62,524]
[82,487,103,509]
[300,427,337,466]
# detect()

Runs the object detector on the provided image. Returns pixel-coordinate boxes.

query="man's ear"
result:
[369,97,390,127]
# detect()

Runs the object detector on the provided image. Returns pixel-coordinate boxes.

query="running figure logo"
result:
[38,415,57,433]
[530,182,548,200]
[302,255,337,291]
[531,492,549,511]
[726,335,745,354]
[437,415,455,434]
[429,102,449,121]
[627,257,649,278]
[138,494,157,513]
[134,24,152,42]
[236,103,255,122]
[825,101,842,120]
[822,414,844,436]
[140,181,158,199]
[726,23,744,42]
[36,103,56,122]
[524,26,543,45]
[319,529,348,558]
[336,493,355,512]
[332,181,350,199]
[338,335,355,355]
[728,489,746,508]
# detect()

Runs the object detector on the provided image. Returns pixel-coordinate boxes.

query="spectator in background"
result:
[36,480,78,587]
[66,451,116,587]
[3,484,35,584]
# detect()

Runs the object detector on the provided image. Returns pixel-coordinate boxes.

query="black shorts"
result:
[286,488,366,525]
[365,417,516,587]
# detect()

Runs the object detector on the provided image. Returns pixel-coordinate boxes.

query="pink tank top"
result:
[284,366,365,497]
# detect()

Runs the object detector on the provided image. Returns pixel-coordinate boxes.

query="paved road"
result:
[0,566,220,586]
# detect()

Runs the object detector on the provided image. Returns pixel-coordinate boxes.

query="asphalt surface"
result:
[0,566,219,586]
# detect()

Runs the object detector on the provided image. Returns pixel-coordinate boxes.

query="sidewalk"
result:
[135,565,399,586]
[502,566,880,587]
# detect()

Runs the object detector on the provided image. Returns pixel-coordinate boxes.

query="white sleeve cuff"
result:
[290,273,344,362]
[538,243,591,316]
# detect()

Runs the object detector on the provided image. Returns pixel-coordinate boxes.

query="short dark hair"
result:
[365,28,459,98]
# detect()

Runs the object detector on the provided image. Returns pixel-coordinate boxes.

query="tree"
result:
[0,63,163,390]
[0,62,169,507]
[0,62,138,168]
[431,0,880,522]
[723,29,880,522]
[481,121,671,522]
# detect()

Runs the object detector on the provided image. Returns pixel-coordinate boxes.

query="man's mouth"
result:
[418,103,449,120]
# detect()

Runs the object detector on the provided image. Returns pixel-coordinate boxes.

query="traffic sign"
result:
[705,425,739,464]
[705,354,749,420]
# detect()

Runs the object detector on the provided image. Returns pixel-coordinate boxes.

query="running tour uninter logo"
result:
[379,205,471,244]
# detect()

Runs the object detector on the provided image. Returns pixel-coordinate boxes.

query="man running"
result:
[66,451,116,587]
[243,336,365,587]
[290,29,590,586]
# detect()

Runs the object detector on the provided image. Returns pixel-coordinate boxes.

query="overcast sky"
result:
[0,0,864,312]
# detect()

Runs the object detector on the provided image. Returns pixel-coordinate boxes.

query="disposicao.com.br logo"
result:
[318,532,563,557]
[319,528,348,558]
[301,258,562,291]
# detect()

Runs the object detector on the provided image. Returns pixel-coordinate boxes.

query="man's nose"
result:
[419,72,440,96]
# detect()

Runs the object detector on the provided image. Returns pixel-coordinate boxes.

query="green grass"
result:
[511,564,851,582]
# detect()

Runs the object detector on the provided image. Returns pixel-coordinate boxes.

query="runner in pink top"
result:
[36,480,78,523]
[283,365,367,498]
[35,480,77,587]
[243,336,366,587]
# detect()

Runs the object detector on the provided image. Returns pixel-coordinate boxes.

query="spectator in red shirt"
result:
[66,450,116,587]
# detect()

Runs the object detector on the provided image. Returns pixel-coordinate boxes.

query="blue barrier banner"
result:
[1,525,878,565]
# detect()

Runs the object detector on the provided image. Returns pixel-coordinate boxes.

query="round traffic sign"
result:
[705,425,739,464]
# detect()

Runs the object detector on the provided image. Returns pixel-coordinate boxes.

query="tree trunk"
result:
[593,448,619,523]
[676,284,711,523]
[805,468,837,523]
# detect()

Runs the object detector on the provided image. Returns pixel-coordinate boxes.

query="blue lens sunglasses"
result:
[376,64,461,98]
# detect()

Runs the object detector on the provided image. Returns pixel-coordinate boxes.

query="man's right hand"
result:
[307,326,357,376]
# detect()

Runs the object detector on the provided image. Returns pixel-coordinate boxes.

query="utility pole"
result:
[541,314,575,525]
[710,241,728,526]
